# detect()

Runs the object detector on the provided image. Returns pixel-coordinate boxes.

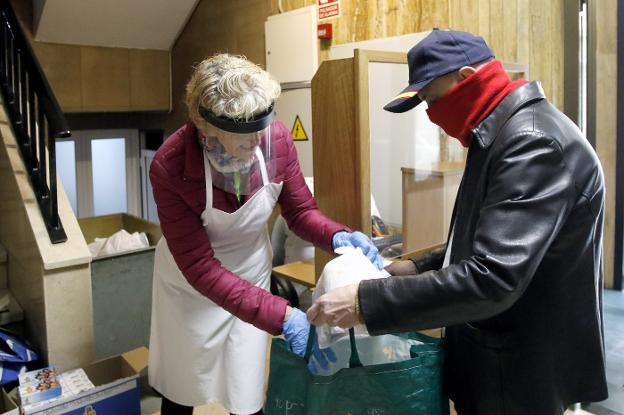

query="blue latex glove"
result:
[282,308,337,374]
[332,231,384,270]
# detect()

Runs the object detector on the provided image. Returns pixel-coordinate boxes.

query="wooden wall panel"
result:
[81,47,131,111]
[477,0,490,43]
[390,0,402,37]
[516,0,530,67]
[32,42,82,112]
[129,49,170,110]
[32,41,171,113]
[364,1,387,39]
[594,0,617,288]
[550,0,564,110]
[449,0,479,34]
[529,0,552,100]
[488,0,504,60]
[502,0,518,63]
[413,0,450,32]
[338,1,369,43]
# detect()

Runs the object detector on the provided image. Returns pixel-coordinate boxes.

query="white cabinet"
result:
[265,6,318,84]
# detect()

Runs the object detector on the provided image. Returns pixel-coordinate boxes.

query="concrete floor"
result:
[141,289,624,415]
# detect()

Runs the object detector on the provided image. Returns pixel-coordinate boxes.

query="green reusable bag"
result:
[265,326,449,415]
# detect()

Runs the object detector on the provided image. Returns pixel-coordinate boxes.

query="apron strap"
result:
[202,151,213,210]
[255,147,269,186]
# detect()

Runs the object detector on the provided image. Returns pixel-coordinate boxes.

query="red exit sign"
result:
[318,0,340,20]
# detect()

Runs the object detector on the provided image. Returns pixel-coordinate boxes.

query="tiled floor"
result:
[142,289,624,415]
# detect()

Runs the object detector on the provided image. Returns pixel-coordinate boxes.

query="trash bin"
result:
[78,214,161,359]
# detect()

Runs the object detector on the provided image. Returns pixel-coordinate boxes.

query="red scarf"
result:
[425,60,528,147]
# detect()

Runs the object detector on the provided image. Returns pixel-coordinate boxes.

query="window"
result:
[56,129,140,218]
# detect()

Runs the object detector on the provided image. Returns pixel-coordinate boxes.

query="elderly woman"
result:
[148,54,382,415]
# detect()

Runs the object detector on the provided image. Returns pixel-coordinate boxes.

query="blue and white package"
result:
[19,376,62,406]
[19,367,57,385]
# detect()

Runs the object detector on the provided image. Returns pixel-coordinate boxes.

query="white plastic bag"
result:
[313,333,423,376]
[313,247,389,348]
[88,229,149,258]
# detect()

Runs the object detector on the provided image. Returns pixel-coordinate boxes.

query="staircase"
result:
[0,1,94,370]
[0,0,70,243]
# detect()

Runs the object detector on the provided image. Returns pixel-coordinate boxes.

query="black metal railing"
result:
[0,1,69,243]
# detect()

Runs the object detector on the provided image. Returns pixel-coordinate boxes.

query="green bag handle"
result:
[303,325,363,368]
[304,325,316,362]
[347,328,363,368]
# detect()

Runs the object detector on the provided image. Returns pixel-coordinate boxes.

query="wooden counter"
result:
[272,261,316,288]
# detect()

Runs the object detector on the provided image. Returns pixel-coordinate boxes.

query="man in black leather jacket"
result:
[307,29,608,414]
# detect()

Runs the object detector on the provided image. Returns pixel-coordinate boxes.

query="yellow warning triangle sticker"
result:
[291,115,309,141]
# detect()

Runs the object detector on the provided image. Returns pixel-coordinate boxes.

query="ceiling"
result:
[33,0,200,50]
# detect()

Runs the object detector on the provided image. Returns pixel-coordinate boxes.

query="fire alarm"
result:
[318,23,333,39]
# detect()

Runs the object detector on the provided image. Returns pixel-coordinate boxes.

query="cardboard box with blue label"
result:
[19,347,147,415]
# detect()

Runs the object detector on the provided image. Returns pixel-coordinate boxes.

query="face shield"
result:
[199,106,277,197]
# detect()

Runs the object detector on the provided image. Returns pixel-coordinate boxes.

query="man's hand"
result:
[385,260,417,276]
[307,284,360,329]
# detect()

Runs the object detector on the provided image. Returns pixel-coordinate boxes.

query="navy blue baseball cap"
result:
[383,29,494,113]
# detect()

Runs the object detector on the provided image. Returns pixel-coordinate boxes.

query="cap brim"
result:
[383,79,432,113]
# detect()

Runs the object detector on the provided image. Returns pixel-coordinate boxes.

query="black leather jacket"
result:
[359,82,608,414]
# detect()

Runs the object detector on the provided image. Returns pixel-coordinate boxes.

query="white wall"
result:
[274,87,314,177]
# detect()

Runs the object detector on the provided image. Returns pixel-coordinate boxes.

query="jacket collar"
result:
[471,81,546,149]
[183,122,205,181]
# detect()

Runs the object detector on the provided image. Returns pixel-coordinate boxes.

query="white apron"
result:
[149,148,283,414]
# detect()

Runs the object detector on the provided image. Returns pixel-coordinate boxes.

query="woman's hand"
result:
[282,308,336,374]
[282,307,308,355]
[332,231,383,270]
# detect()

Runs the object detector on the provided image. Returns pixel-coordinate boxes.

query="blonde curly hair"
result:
[185,54,281,128]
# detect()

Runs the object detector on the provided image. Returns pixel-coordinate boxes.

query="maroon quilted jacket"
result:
[150,120,347,335]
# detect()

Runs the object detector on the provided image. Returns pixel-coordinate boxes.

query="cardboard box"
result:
[20,347,147,415]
